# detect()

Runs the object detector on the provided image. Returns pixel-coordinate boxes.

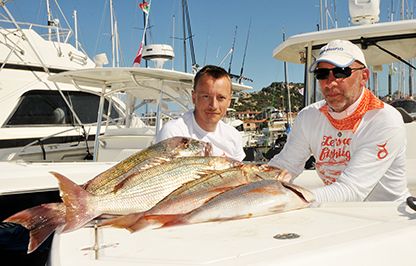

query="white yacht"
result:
[46,2,416,266]
[0,4,125,162]
[2,1,416,265]
[0,60,251,266]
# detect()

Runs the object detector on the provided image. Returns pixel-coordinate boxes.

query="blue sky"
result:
[4,0,407,94]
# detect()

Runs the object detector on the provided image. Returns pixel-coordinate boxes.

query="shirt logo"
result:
[377,142,388,160]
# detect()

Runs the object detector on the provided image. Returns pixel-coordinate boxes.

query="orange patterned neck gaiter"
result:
[320,88,384,133]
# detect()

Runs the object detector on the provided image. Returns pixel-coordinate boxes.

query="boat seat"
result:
[52,108,66,124]
[395,107,415,123]
[97,132,155,162]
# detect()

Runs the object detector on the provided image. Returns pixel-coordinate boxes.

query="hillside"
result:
[233,82,304,113]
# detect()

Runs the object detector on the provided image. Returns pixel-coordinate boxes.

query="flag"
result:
[139,1,150,14]
[134,0,151,66]
[133,42,144,65]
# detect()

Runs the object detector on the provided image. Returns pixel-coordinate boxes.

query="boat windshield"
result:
[4,90,122,126]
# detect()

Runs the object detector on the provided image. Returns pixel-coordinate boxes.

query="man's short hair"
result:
[193,65,231,91]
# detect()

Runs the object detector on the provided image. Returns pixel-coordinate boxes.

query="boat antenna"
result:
[228,25,237,74]
[238,18,251,84]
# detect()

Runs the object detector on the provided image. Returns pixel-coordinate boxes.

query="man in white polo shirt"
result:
[269,39,410,203]
[156,65,245,161]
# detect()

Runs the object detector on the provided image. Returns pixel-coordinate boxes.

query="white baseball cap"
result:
[309,39,367,72]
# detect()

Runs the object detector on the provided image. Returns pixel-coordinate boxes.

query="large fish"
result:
[83,136,212,194]
[4,137,212,253]
[144,179,314,228]
[101,164,285,231]
[53,156,240,233]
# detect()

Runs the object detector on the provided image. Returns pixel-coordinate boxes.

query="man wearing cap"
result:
[269,39,410,203]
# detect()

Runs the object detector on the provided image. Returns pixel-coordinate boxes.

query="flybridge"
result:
[0,28,94,70]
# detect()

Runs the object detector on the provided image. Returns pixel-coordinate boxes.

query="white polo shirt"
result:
[156,110,246,161]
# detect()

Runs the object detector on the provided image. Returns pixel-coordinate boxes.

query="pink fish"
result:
[100,164,284,232]
[143,180,315,228]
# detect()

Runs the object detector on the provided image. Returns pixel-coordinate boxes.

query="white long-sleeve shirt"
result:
[156,110,246,161]
[269,90,410,203]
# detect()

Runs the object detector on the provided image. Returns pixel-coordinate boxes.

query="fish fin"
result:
[194,169,222,178]
[136,214,186,230]
[4,202,66,253]
[157,213,188,228]
[126,214,160,232]
[140,157,172,169]
[99,213,144,230]
[49,171,98,232]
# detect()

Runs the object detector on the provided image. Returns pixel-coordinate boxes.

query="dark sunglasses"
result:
[314,66,365,80]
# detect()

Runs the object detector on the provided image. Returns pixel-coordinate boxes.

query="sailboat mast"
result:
[181,0,187,72]
[184,0,197,72]
[410,0,415,97]
[109,0,116,67]
[228,26,237,74]
[239,19,251,83]
[388,0,394,98]
[46,0,52,41]
[181,0,198,73]
[283,30,292,125]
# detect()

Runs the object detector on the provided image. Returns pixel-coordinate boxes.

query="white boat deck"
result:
[0,161,115,195]
[49,201,416,266]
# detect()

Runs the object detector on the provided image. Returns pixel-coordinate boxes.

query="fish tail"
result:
[50,171,98,232]
[4,202,66,253]
[99,213,144,230]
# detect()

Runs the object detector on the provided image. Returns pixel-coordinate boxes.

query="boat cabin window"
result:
[4,90,122,126]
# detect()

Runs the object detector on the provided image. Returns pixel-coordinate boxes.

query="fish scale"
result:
[84,137,211,194]
[158,180,314,227]
[146,164,283,215]
[92,156,239,215]
[54,156,240,232]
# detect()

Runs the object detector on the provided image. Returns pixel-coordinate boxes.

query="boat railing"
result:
[12,116,126,161]
[0,19,72,44]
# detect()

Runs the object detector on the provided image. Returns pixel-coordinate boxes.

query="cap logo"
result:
[320,47,344,55]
